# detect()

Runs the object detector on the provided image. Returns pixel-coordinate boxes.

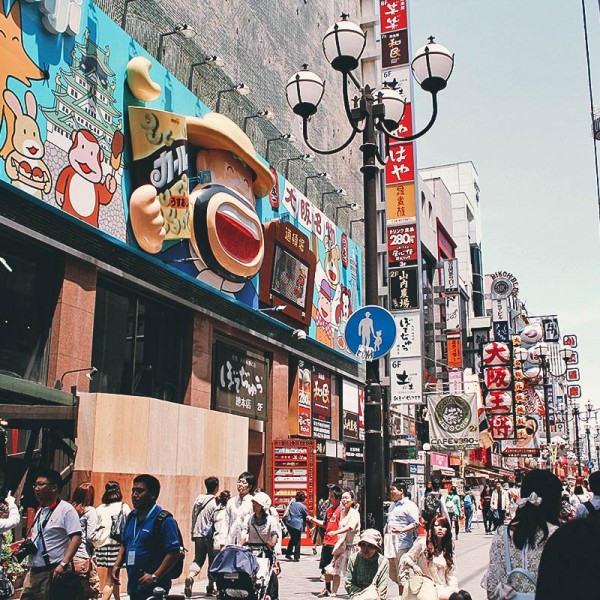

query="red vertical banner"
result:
[379,0,408,33]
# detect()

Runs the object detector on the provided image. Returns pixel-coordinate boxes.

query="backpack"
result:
[421,493,441,523]
[151,510,186,578]
[125,510,186,579]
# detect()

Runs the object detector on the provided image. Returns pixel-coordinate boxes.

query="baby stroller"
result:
[209,544,276,600]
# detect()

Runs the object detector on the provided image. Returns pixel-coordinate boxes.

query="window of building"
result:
[90,277,191,402]
[0,232,64,383]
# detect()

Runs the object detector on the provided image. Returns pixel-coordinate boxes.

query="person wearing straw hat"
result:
[345,529,389,600]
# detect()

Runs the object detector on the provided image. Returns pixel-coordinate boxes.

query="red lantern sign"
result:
[484,366,512,390]
[484,391,513,414]
[568,385,582,398]
[482,342,511,366]
[489,414,514,440]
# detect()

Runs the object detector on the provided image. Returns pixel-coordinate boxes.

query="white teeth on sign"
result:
[218,205,259,240]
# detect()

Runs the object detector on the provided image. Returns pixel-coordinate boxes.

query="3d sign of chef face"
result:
[126,59,274,292]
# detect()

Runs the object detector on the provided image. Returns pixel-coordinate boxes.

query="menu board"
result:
[272,439,316,545]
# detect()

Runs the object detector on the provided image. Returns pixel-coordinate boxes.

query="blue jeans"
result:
[464,507,473,531]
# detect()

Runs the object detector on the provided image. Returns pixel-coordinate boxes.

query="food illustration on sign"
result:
[3,90,51,198]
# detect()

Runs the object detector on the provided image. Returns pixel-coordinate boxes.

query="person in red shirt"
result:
[307,485,342,598]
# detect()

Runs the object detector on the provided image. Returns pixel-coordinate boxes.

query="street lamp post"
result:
[285,14,453,531]
[573,402,583,475]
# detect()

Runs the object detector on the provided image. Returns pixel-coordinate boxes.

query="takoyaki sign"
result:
[0,0,363,358]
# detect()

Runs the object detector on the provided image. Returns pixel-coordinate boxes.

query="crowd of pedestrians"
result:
[2,468,600,599]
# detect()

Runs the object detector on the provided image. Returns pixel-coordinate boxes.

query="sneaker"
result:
[317,590,330,598]
[206,587,217,597]
[184,577,193,598]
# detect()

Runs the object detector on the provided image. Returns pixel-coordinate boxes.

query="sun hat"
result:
[252,491,272,511]
[187,112,275,198]
[358,529,382,550]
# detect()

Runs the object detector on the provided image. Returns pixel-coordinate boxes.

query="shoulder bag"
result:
[491,527,536,600]
[109,502,127,544]
[351,584,380,600]
[401,574,438,600]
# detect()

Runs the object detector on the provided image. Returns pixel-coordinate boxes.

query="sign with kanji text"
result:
[482,342,511,366]
[492,298,509,322]
[566,368,580,382]
[213,342,268,421]
[388,223,418,266]
[567,350,579,365]
[391,312,421,358]
[385,182,415,223]
[381,29,410,68]
[390,356,423,405]
[484,390,513,414]
[489,414,515,440]
[389,266,419,310]
[445,295,461,331]
[567,384,582,398]
[447,337,462,368]
[542,317,560,342]
[379,0,407,33]
[385,142,415,185]
[448,370,463,395]
[563,334,578,348]
[443,258,459,294]
[484,366,512,390]
[493,321,510,342]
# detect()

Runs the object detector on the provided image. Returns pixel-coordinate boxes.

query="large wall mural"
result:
[0,0,363,358]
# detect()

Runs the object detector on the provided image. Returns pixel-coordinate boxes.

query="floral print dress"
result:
[481,523,557,596]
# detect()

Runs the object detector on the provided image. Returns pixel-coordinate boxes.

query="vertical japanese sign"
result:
[380,0,423,406]
[312,366,332,439]
[297,361,312,437]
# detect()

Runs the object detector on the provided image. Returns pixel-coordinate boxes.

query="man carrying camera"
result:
[20,469,83,600]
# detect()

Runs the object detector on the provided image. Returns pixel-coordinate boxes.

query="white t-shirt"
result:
[226,494,254,545]
[30,500,82,567]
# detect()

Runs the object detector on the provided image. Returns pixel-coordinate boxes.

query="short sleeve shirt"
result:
[323,504,342,546]
[387,498,419,550]
[121,505,181,594]
[29,500,82,567]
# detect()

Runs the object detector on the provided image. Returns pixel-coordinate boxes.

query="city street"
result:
[167,525,493,599]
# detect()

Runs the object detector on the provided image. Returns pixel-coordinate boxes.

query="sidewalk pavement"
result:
[133,525,492,599]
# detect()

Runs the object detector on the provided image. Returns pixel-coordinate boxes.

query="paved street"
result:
[163,524,493,599]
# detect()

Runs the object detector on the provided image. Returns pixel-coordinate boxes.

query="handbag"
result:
[71,556,92,576]
[351,584,380,600]
[383,533,396,559]
[109,503,126,544]
[310,525,323,546]
[332,536,347,558]
[491,527,536,600]
[401,574,438,600]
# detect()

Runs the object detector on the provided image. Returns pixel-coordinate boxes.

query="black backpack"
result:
[421,493,442,523]
[126,510,186,579]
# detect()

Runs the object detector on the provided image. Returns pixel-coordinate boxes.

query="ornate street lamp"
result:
[285,13,453,531]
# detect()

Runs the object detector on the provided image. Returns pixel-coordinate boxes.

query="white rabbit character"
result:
[3,89,52,199]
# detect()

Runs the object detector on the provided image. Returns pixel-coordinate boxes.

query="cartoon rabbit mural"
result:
[3,89,52,199]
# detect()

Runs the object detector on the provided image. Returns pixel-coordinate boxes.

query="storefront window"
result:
[91,277,190,402]
[0,233,63,383]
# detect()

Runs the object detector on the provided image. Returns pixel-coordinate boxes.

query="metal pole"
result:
[574,407,582,476]
[587,428,592,465]
[362,87,384,533]
[542,359,552,449]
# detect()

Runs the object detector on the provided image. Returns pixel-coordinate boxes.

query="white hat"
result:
[252,492,272,510]
[358,529,382,550]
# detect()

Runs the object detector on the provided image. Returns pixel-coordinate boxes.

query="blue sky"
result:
[410,1,600,410]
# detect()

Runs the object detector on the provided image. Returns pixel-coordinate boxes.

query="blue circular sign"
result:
[344,305,397,360]
[587,461,595,470]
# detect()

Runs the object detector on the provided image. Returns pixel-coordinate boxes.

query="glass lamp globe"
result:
[411,38,454,93]
[378,86,406,131]
[286,65,325,118]
[322,14,366,73]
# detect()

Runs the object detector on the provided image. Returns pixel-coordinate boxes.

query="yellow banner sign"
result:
[386,182,415,224]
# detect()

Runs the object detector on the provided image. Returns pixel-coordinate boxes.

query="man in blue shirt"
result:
[384,480,419,597]
[111,474,181,600]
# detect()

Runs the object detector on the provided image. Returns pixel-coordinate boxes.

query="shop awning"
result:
[0,373,77,427]
[431,467,455,477]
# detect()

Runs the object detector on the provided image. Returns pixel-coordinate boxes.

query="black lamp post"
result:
[573,402,583,475]
[285,13,453,532]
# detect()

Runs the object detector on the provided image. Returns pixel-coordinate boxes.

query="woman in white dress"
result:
[324,489,361,597]
[400,515,459,600]
[95,481,130,600]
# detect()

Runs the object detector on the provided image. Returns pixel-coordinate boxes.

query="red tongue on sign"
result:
[27,146,38,156]
[78,162,93,175]
[215,211,259,263]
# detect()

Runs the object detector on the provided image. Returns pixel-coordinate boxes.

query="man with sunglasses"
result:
[225,471,255,545]
[21,469,82,600]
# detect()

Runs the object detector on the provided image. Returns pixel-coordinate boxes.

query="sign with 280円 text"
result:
[213,341,268,421]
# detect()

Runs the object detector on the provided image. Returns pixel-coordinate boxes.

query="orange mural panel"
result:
[386,182,415,224]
